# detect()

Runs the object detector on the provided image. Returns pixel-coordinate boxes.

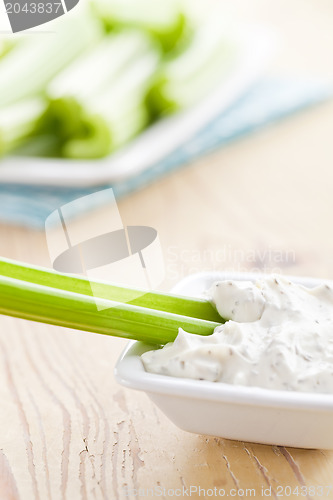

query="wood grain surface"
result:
[1,0,333,498]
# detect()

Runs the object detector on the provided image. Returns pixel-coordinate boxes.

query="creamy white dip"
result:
[141,275,333,393]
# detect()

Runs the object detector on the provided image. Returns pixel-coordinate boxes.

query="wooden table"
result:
[1,1,333,498]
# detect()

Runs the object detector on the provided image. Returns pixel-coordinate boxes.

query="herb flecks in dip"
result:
[141,275,333,393]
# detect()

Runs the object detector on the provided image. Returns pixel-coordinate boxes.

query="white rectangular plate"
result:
[115,271,333,449]
[0,26,274,187]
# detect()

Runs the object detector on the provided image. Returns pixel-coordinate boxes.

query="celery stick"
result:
[146,17,237,117]
[0,98,47,155]
[37,97,112,158]
[0,257,223,323]
[47,30,153,102]
[64,50,158,157]
[39,33,140,158]
[13,134,62,158]
[60,111,113,159]
[0,36,17,59]
[0,11,102,108]
[0,264,220,345]
[92,0,191,53]
[43,35,160,158]
[61,103,148,159]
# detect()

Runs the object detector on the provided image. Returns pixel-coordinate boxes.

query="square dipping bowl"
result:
[115,272,333,449]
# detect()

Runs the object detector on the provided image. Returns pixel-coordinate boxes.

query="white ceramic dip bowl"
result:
[115,272,333,449]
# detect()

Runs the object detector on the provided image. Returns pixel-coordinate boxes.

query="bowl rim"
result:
[114,271,333,411]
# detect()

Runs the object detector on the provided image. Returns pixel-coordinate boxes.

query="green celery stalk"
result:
[0,98,46,156]
[146,17,237,118]
[64,51,158,157]
[0,258,221,345]
[47,31,154,103]
[0,35,18,59]
[13,134,61,158]
[0,10,103,108]
[61,101,149,159]
[92,0,191,53]
[0,257,222,323]
[42,32,160,158]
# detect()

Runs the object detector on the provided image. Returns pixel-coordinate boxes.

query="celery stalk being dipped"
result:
[0,257,222,323]
[0,257,221,345]
[41,31,160,158]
